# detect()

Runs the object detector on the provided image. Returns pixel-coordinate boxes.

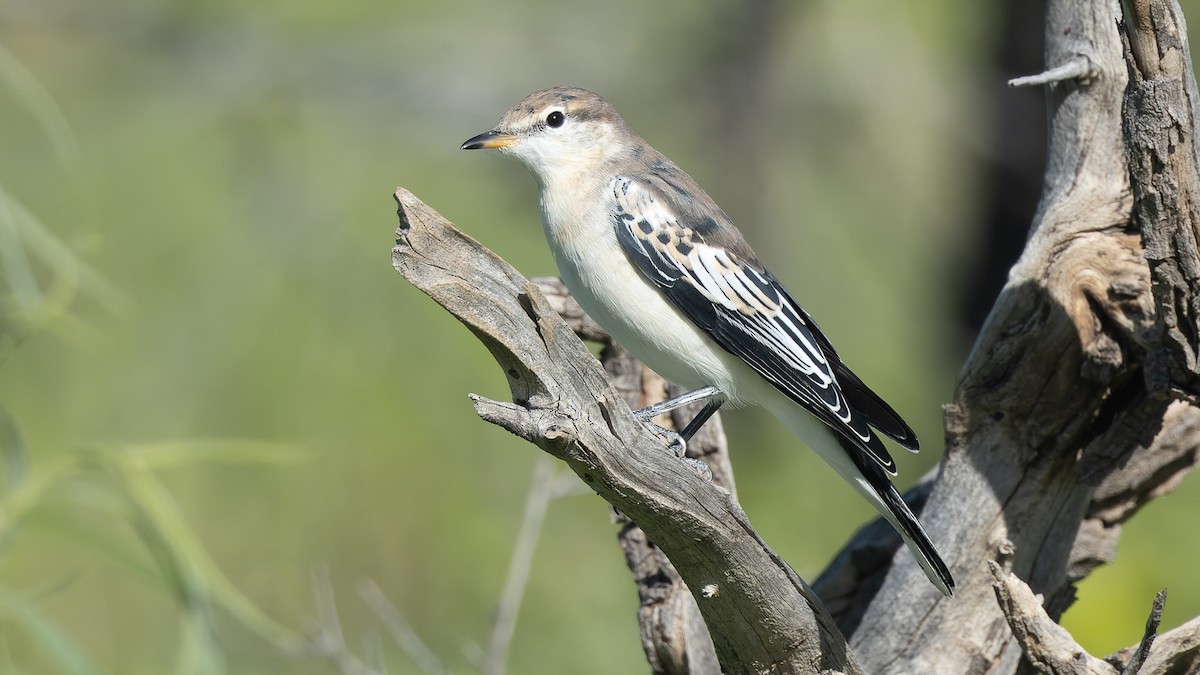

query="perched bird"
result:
[462,86,954,596]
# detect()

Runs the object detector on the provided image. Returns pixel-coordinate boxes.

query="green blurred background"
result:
[1,1,1197,673]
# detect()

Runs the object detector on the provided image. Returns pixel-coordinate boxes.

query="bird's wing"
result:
[610,175,917,473]
[782,297,920,453]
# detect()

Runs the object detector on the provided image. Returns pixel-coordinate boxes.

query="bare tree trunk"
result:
[390,0,1200,672]
[842,0,1200,672]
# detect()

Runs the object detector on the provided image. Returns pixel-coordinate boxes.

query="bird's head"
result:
[462,87,634,184]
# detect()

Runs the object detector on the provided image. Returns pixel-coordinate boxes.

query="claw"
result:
[637,420,713,481]
[642,421,688,457]
[667,436,687,459]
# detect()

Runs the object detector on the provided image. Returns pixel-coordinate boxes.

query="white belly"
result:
[539,187,754,402]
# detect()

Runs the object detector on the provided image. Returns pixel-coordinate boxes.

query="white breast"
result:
[536,179,757,403]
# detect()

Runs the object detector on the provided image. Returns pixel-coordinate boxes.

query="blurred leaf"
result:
[25,441,307,584]
[0,403,28,494]
[0,585,105,675]
[0,184,127,315]
[112,455,302,650]
[0,437,309,658]
[176,603,227,675]
[0,456,83,548]
[0,41,80,167]
[108,440,312,469]
[0,189,43,314]
[27,499,161,583]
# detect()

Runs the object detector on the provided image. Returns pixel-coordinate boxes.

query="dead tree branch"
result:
[988,566,1180,675]
[393,188,859,675]
[1108,614,1200,675]
[988,561,1115,675]
[535,276,725,675]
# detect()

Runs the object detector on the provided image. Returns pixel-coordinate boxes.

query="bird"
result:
[461,86,954,596]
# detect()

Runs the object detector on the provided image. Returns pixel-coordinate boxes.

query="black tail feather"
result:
[833,361,920,452]
[836,434,954,596]
[879,478,955,596]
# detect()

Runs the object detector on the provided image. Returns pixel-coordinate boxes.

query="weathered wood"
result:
[989,562,1116,675]
[1107,614,1200,675]
[1123,0,1200,401]
[1070,399,1200,583]
[619,378,737,675]
[842,1,1200,673]
[534,277,724,675]
[393,189,859,675]
[1121,589,1166,675]
[849,0,1142,668]
[608,365,730,675]
[987,570,1195,675]
[617,523,722,675]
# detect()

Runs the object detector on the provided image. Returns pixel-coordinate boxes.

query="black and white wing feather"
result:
[609,174,917,473]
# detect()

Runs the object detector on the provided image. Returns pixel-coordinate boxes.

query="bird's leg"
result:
[632,386,724,464]
[632,385,722,421]
[679,398,724,441]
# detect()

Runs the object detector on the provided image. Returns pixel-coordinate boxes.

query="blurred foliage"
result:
[0,0,1197,673]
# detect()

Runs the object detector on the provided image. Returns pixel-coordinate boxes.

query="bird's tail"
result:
[765,397,955,596]
[832,433,955,597]
[869,466,955,597]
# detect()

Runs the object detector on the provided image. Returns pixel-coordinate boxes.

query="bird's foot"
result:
[682,457,713,481]
[639,421,713,481]
[642,421,688,458]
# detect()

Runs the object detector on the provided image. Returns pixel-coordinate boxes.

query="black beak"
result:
[461,129,516,150]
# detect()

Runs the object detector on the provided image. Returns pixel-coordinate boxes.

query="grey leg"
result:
[633,385,723,421]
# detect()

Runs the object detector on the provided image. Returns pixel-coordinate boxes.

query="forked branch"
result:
[392,187,859,675]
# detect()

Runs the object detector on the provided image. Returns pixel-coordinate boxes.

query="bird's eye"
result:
[545,111,566,128]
